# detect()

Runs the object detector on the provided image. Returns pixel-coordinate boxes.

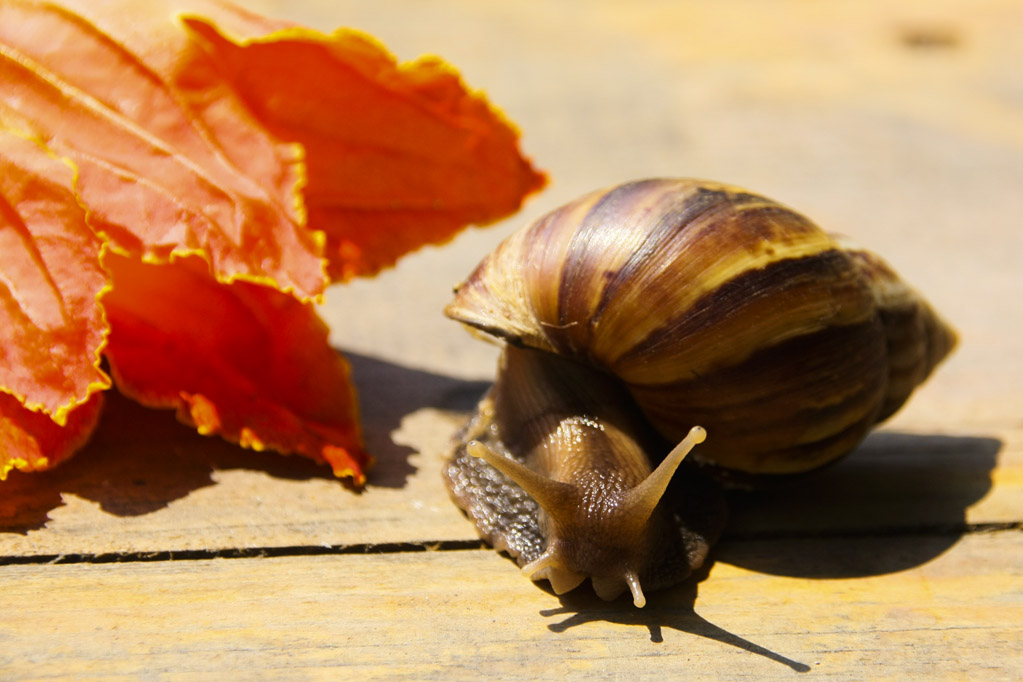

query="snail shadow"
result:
[538,562,812,673]
[532,430,999,671]
[721,430,1002,578]
[0,351,488,534]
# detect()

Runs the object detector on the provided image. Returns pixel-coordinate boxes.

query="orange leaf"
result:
[0,129,109,423]
[180,14,548,280]
[0,390,104,480]
[0,0,327,299]
[101,252,370,484]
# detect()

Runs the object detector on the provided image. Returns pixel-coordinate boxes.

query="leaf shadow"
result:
[0,389,335,532]
[344,351,490,489]
[0,351,489,533]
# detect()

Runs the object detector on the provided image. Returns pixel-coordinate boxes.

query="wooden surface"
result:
[3,0,1022,679]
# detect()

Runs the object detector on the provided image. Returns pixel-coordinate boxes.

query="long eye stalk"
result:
[624,426,707,527]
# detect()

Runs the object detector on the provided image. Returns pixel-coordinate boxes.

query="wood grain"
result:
[1,533,1019,681]
[2,395,1018,558]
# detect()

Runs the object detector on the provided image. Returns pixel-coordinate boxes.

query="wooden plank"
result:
[1,532,1020,680]
[0,319,1019,556]
[2,385,1018,557]
[0,392,476,557]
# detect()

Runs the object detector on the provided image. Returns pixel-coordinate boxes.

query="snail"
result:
[442,178,956,607]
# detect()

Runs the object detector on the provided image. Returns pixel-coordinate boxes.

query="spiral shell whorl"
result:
[446,179,955,476]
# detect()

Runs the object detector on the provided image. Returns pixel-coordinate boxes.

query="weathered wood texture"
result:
[0,398,1017,556]
[2,0,1022,680]
[2,534,1021,681]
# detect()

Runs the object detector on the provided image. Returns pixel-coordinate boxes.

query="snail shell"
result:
[443,178,956,606]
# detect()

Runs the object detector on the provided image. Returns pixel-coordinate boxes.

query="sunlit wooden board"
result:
[0,391,1019,557]
[1,533,1020,681]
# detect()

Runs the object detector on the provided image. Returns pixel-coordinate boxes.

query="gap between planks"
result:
[2,523,1019,567]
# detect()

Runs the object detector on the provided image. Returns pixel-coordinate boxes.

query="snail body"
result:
[443,178,956,607]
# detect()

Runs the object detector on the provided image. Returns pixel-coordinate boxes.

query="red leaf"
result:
[0,0,544,485]
[0,0,327,299]
[0,391,103,480]
[180,14,547,280]
[0,129,109,423]
[101,253,370,484]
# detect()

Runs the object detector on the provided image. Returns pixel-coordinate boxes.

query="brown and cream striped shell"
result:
[443,178,953,605]
[447,178,955,476]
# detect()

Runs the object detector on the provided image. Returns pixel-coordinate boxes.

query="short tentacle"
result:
[521,550,586,594]
[624,571,646,608]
